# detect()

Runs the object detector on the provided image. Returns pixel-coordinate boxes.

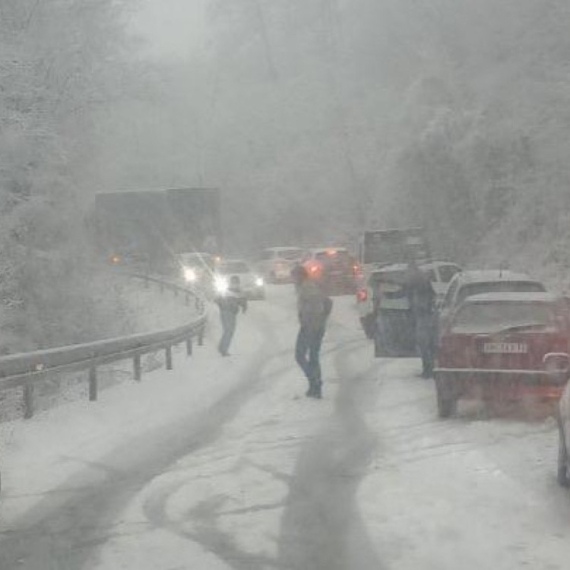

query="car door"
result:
[439,276,461,329]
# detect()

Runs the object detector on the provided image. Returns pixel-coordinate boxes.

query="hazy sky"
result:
[130,0,209,58]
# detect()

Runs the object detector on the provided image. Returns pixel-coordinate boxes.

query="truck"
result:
[358,228,430,269]
[356,228,431,354]
[94,188,222,275]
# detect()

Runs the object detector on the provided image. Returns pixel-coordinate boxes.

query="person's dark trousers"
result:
[219,311,237,355]
[295,325,325,395]
[416,313,437,378]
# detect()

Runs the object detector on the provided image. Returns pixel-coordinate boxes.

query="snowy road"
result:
[1,286,570,569]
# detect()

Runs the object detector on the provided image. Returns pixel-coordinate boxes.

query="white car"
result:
[214,259,265,300]
[178,252,216,288]
[256,247,305,283]
[356,261,462,339]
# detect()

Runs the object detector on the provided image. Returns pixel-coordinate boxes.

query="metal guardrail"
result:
[0,274,207,419]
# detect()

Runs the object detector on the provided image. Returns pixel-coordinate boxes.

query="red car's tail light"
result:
[357,289,368,302]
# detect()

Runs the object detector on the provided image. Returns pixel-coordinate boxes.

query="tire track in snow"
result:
[277,341,386,570]
[0,309,285,570]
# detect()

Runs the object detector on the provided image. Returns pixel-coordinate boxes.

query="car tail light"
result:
[307,262,322,276]
[357,289,368,302]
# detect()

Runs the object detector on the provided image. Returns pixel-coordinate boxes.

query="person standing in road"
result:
[406,262,438,378]
[294,266,333,398]
[215,275,247,356]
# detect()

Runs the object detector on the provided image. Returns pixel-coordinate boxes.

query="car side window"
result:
[442,278,459,309]
[439,265,461,283]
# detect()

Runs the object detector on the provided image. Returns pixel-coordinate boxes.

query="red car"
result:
[434,292,570,418]
[302,248,360,295]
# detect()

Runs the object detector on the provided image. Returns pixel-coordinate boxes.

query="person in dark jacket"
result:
[406,262,437,378]
[294,266,333,398]
[215,275,247,356]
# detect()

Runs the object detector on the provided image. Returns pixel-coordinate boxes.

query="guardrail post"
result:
[186,337,193,356]
[134,354,142,381]
[198,327,205,346]
[23,382,34,419]
[89,366,98,401]
[165,346,173,370]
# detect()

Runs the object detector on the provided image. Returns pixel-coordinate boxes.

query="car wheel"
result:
[557,429,570,488]
[435,376,457,419]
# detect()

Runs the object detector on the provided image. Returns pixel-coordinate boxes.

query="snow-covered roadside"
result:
[357,359,570,570]
[0,275,201,422]
[0,298,259,525]
[119,275,200,332]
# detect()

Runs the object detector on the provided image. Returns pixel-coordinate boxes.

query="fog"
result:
[3,3,570,569]
[2,0,570,348]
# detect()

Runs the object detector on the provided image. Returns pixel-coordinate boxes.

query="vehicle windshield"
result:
[451,302,557,334]
[218,261,250,274]
[457,281,545,305]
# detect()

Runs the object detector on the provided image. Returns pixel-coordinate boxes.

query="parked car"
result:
[435,292,570,418]
[419,261,463,304]
[558,377,570,487]
[302,247,360,295]
[357,261,462,340]
[439,270,546,330]
[256,247,305,283]
[178,252,216,288]
[214,259,265,300]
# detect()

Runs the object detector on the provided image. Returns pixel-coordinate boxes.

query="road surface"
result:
[1,286,570,569]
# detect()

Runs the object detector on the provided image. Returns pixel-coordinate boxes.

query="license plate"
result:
[482,342,528,354]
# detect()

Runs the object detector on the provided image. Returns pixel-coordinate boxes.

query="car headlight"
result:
[214,276,229,294]
[183,267,197,283]
[255,277,264,287]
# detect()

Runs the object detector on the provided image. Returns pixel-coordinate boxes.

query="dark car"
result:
[303,248,360,296]
[435,292,570,418]
[371,265,416,356]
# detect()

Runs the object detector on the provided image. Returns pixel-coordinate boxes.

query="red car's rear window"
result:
[451,302,557,335]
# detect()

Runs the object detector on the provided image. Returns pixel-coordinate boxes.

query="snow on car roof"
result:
[371,260,454,275]
[463,292,559,304]
[310,247,348,253]
[455,269,535,283]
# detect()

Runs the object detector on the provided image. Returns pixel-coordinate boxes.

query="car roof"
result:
[371,260,458,275]
[219,259,250,266]
[310,247,349,254]
[463,292,559,304]
[421,261,461,270]
[264,246,303,252]
[453,270,535,284]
